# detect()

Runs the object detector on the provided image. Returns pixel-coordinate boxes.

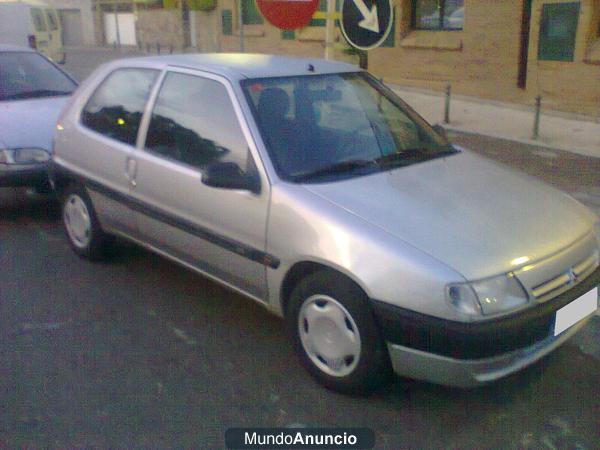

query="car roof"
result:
[0,44,35,53]
[107,53,361,80]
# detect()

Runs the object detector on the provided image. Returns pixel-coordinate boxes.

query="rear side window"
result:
[45,10,59,31]
[31,8,47,32]
[144,72,250,171]
[81,68,158,146]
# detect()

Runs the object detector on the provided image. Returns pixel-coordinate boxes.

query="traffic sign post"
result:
[256,0,321,30]
[340,0,394,51]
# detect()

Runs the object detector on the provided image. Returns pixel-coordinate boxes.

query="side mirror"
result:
[432,124,448,141]
[202,161,260,193]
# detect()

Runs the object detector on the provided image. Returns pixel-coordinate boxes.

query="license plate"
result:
[554,287,598,336]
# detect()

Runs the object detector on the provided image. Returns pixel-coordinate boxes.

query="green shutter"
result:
[282,30,296,40]
[242,0,264,25]
[538,2,580,61]
[222,10,233,35]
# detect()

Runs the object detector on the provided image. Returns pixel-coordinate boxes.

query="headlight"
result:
[447,273,529,317]
[0,148,50,165]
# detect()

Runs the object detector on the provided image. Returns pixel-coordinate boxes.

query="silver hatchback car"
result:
[51,54,599,393]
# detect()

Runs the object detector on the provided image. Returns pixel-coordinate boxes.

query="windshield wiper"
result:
[376,147,459,168]
[294,159,379,182]
[1,89,72,101]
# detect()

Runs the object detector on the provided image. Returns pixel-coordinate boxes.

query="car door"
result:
[72,67,159,236]
[130,69,271,300]
[30,7,50,57]
[43,9,62,62]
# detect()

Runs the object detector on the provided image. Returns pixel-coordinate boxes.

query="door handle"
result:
[126,157,137,187]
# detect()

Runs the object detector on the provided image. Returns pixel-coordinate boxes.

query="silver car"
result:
[51,54,599,393]
[0,44,76,191]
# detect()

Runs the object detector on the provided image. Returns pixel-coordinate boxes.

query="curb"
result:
[441,126,600,160]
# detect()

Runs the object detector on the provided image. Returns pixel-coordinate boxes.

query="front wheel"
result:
[62,184,111,260]
[287,270,391,393]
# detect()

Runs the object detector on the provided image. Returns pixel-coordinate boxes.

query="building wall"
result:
[133,0,600,116]
[214,0,358,63]
[136,9,184,50]
[369,0,600,117]
[525,0,600,115]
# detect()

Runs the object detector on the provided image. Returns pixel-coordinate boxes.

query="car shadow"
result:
[0,188,60,222]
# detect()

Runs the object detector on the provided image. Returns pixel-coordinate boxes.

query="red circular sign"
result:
[257,0,321,30]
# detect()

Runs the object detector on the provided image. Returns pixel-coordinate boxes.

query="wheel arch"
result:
[279,260,371,317]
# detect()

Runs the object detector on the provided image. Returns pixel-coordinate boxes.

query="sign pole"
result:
[324,0,335,60]
[113,1,121,49]
[238,0,245,53]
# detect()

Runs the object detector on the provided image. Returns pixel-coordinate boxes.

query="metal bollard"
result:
[444,84,451,124]
[146,43,150,53]
[169,44,173,54]
[532,95,541,140]
[156,42,160,54]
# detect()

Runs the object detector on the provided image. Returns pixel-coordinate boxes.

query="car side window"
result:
[81,68,158,146]
[144,72,250,171]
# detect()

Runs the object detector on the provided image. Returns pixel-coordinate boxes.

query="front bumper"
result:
[373,266,599,387]
[0,163,50,188]
[387,317,591,387]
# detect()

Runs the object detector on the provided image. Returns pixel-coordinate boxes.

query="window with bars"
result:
[537,2,580,61]
[413,0,464,31]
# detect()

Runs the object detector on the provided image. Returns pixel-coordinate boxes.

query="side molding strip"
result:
[54,164,280,269]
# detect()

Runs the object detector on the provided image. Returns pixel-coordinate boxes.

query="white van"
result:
[0,0,65,63]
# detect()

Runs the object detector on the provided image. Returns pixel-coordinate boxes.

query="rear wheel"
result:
[287,270,391,393]
[62,184,111,260]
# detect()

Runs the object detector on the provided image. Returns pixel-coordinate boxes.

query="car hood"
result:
[304,149,596,280]
[0,96,68,151]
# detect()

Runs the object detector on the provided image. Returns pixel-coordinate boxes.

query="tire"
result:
[62,183,111,261]
[286,269,391,394]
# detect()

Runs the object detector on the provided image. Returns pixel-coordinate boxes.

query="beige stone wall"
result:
[136,9,185,50]
[525,0,600,115]
[134,0,600,116]
[378,0,600,116]
[193,8,220,52]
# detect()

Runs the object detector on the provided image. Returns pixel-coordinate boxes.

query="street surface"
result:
[1,48,599,448]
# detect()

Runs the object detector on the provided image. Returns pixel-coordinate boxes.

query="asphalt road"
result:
[1,48,599,449]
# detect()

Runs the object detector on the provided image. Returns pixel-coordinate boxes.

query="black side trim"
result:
[372,266,599,360]
[54,164,280,269]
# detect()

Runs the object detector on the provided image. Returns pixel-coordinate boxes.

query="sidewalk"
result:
[390,85,600,159]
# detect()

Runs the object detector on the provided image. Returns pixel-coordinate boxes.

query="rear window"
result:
[0,52,76,101]
[81,68,158,146]
[45,9,59,31]
[31,8,47,32]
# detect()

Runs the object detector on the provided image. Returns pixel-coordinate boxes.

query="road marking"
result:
[21,322,63,332]
[169,324,197,346]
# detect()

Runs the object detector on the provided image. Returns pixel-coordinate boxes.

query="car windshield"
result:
[242,72,457,183]
[0,52,76,101]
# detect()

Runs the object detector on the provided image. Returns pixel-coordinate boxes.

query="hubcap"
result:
[298,295,361,377]
[64,194,91,249]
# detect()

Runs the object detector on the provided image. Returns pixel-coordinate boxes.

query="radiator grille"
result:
[532,252,599,302]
